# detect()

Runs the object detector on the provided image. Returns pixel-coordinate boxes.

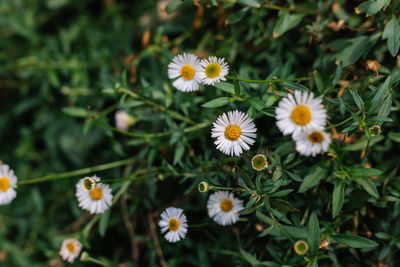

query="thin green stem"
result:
[262,4,318,13]
[269,212,296,243]
[226,76,311,84]
[328,111,361,128]
[17,157,137,185]
[189,222,214,228]
[118,88,194,124]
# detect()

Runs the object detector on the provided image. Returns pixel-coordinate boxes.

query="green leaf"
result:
[349,90,364,111]
[313,70,324,93]
[166,0,184,13]
[332,233,379,248]
[356,177,380,198]
[202,97,230,108]
[99,209,111,237]
[214,82,235,94]
[357,0,391,15]
[299,166,328,193]
[388,132,400,142]
[248,97,266,111]
[333,61,343,86]
[383,16,400,56]
[349,167,383,177]
[282,81,309,91]
[258,224,275,237]
[376,94,392,126]
[173,142,185,165]
[62,107,89,118]
[227,8,249,24]
[338,33,380,66]
[343,135,384,151]
[308,211,320,256]
[369,76,391,114]
[273,11,305,38]
[238,0,260,8]
[332,181,345,218]
[239,248,260,265]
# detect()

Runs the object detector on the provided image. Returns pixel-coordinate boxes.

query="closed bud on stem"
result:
[198,181,210,193]
[294,240,309,255]
[80,251,90,262]
[369,125,381,136]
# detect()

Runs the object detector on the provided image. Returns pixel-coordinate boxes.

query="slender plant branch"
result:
[17,157,137,185]
[226,76,311,84]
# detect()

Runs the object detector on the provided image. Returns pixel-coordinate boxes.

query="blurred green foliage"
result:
[1,0,400,266]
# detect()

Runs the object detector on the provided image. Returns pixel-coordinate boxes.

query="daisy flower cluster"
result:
[168,53,229,92]
[158,191,243,243]
[276,90,332,156]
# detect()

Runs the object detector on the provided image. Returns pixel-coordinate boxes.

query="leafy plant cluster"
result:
[1,0,400,266]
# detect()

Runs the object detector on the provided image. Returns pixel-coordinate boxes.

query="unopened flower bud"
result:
[198,181,210,193]
[294,240,309,255]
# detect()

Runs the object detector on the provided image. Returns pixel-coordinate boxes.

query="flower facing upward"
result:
[207,191,244,226]
[199,56,229,85]
[275,90,327,136]
[293,129,331,157]
[211,110,257,156]
[59,238,82,263]
[168,53,201,92]
[159,207,188,243]
[251,154,268,171]
[0,164,17,205]
[76,176,113,214]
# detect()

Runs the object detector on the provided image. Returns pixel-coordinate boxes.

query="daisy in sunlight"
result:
[275,90,327,136]
[207,191,243,226]
[293,128,331,157]
[59,238,82,263]
[168,53,201,92]
[199,56,229,85]
[159,207,188,243]
[76,176,113,214]
[0,164,17,205]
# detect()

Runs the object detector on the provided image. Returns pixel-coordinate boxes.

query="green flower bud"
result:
[198,181,210,193]
[294,240,309,255]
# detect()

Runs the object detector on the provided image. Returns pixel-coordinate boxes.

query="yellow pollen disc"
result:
[205,63,222,78]
[168,218,180,232]
[0,177,10,192]
[220,199,233,212]
[90,187,103,200]
[224,124,241,141]
[291,105,312,126]
[308,132,324,143]
[66,243,75,253]
[180,64,195,80]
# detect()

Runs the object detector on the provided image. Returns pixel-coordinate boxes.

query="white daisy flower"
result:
[76,176,113,214]
[211,110,257,156]
[168,53,201,92]
[293,129,332,157]
[115,110,135,131]
[275,90,327,136]
[207,191,244,226]
[59,238,82,263]
[0,164,17,205]
[199,56,229,85]
[158,207,188,243]
[251,154,268,171]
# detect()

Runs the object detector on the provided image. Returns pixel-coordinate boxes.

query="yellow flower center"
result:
[205,63,222,78]
[90,187,103,200]
[220,199,233,212]
[180,64,195,80]
[66,243,75,253]
[0,177,10,192]
[252,155,267,170]
[291,105,311,126]
[224,125,241,141]
[168,218,180,232]
[308,132,324,143]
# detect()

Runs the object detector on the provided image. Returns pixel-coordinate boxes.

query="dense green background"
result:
[1,0,400,266]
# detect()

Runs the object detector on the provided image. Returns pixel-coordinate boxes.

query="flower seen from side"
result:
[0,164,17,205]
[59,238,82,263]
[211,110,257,156]
[293,129,331,157]
[207,191,244,226]
[159,207,188,243]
